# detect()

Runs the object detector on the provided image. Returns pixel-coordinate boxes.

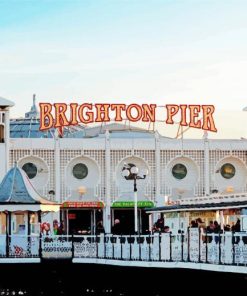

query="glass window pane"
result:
[172,164,187,180]
[0,213,6,234]
[73,163,88,179]
[22,162,37,179]
[220,163,235,179]
[12,213,26,234]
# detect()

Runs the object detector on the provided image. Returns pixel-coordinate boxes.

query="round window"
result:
[172,164,187,180]
[22,162,37,179]
[73,163,88,179]
[220,163,235,179]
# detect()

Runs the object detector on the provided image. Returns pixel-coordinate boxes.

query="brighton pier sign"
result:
[39,103,217,134]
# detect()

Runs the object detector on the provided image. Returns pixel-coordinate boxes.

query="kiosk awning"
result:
[0,204,60,212]
[112,201,154,208]
[61,201,104,208]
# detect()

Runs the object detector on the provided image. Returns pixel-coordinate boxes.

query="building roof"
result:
[10,117,157,139]
[10,118,55,138]
[146,193,247,213]
[0,165,54,204]
[70,123,161,140]
[146,201,247,213]
[0,97,14,107]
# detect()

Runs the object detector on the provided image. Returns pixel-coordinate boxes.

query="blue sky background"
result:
[0,0,247,138]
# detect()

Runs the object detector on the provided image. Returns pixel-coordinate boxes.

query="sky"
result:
[0,0,247,138]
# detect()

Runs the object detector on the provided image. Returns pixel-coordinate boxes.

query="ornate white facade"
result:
[0,97,247,232]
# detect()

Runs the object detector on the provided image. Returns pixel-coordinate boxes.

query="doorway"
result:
[65,209,103,235]
[112,209,149,234]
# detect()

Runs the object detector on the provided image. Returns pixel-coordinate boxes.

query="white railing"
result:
[9,235,39,258]
[41,235,72,259]
[1,230,247,267]
[72,230,247,266]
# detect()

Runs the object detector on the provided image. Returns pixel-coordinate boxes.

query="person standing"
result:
[111,219,122,235]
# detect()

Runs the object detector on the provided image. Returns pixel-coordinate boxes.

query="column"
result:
[5,109,10,173]
[204,134,210,196]
[154,131,161,224]
[55,135,61,203]
[104,130,111,233]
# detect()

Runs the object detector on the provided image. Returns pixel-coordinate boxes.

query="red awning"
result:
[61,201,104,208]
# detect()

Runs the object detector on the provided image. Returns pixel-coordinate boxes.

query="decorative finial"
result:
[33,94,36,105]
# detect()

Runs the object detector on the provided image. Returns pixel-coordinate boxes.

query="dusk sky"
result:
[0,0,247,138]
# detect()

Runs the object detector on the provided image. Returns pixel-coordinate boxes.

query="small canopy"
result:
[146,200,247,213]
[0,165,60,212]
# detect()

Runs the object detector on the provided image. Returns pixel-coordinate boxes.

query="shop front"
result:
[147,199,245,234]
[61,201,104,235]
[111,200,154,234]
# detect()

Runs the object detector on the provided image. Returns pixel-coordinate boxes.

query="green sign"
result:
[111,201,154,208]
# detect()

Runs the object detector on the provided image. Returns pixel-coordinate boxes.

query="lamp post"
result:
[121,164,148,234]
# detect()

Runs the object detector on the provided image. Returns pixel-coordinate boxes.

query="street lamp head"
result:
[130,166,139,175]
[141,169,148,177]
[121,168,130,178]
[243,106,247,112]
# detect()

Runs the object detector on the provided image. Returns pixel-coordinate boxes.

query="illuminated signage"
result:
[39,103,217,135]
[111,201,154,208]
[61,201,104,208]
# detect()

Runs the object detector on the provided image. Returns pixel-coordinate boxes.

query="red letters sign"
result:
[61,201,104,208]
[39,103,217,135]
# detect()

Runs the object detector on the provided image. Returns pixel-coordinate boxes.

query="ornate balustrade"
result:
[0,230,246,268]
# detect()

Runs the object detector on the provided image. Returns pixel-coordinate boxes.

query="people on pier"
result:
[112,219,122,235]
[190,220,198,228]
[58,220,65,235]
[53,219,59,235]
[224,224,231,232]
[96,220,105,234]
[163,226,170,233]
[231,219,240,232]
[153,217,164,232]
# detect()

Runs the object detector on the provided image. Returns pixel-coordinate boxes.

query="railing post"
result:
[181,232,184,262]
[205,232,208,263]
[71,234,74,259]
[39,233,42,259]
[6,233,9,258]
[198,228,201,263]
[148,233,151,261]
[139,233,141,261]
[96,234,98,259]
[112,235,114,259]
[129,235,132,261]
[27,211,31,258]
[232,231,235,265]
[169,232,172,262]
[218,232,221,265]
[159,233,161,261]
[104,233,106,258]
[187,227,190,262]
[120,235,123,260]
